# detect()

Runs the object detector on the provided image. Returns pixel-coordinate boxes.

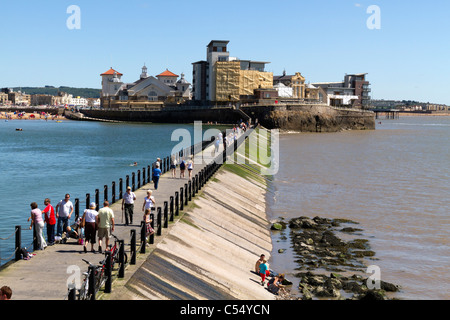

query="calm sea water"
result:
[267,116,450,300]
[0,119,226,264]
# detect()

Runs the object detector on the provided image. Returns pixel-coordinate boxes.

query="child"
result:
[143,208,155,242]
[259,259,269,286]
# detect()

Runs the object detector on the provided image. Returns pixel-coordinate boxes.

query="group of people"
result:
[169,155,194,180]
[255,254,287,295]
[27,194,75,251]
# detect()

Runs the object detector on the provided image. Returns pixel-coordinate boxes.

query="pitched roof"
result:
[100,68,123,76]
[156,69,178,77]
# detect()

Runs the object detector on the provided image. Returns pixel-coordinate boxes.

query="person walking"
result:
[258,259,269,286]
[55,194,73,241]
[187,156,194,180]
[179,158,186,178]
[97,201,114,253]
[28,202,47,250]
[42,198,56,245]
[152,163,162,190]
[82,202,98,253]
[170,155,177,178]
[142,189,156,213]
[121,186,136,226]
[143,208,155,243]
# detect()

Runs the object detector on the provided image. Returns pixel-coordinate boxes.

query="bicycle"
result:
[78,258,107,300]
[109,233,128,269]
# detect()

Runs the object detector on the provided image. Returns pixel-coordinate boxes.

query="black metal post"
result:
[74,198,79,222]
[86,193,90,209]
[132,172,135,191]
[112,181,116,203]
[184,183,188,206]
[180,187,184,211]
[163,201,168,228]
[149,213,155,244]
[105,251,112,293]
[89,265,96,300]
[157,207,162,236]
[175,191,179,216]
[188,180,192,201]
[15,225,21,261]
[130,229,136,264]
[170,196,174,222]
[118,239,125,278]
[104,185,108,202]
[119,178,123,200]
[95,189,99,211]
[137,170,141,189]
[126,175,130,190]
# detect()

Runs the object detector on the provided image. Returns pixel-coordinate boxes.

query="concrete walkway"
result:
[0,128,256,300]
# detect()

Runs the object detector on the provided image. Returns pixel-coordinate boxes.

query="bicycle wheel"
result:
[79,279,89,300]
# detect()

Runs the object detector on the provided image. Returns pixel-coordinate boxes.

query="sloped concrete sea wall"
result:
[107,165,275,300]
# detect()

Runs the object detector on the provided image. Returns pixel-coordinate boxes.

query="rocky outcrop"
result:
[242,105,375,132]
[272,216,400,300]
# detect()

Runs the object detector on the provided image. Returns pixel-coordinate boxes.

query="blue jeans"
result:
[153,176,160,190]
[57,216,69,237]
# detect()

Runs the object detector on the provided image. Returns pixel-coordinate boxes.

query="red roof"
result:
[100,68,123,76]
[156,69,178,77]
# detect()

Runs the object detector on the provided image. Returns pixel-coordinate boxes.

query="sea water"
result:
[0,119,225,264]
[267,116,450,300]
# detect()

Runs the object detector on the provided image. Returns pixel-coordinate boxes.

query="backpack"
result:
[180,160,185,170]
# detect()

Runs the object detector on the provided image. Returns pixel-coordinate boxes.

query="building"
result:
[192,40,273,103]
[0,92,9,105]
[100,65,191,108]
[31,94,59,106]
[7,90,30,106]
[312,73,371,108]
[273,71,306,99]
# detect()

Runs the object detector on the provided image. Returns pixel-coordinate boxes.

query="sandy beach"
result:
[0,111,67,121]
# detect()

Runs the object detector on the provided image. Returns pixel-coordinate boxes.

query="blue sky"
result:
[1,0,449,104]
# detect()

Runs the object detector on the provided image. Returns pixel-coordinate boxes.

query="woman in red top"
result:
[42,198,56,245]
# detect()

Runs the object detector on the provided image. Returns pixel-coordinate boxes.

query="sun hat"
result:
[90,202,96,208]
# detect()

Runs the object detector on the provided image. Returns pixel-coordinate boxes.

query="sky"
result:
[1,0,449,104]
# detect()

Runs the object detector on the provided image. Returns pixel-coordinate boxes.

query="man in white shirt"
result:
[121,186,136,226]
[56,193,74,239]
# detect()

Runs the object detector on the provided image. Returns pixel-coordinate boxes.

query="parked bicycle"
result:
[78,258,107,300]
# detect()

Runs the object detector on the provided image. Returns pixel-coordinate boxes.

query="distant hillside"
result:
[12,86,101,98]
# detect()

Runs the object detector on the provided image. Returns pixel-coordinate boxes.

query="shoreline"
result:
[0,111,67,121]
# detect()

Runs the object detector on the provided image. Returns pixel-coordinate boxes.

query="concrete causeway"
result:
[0,127,274,300]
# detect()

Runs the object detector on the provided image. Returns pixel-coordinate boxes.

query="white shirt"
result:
[144,196,155,210]
[123,191,136,204]
[83,209,98,223]
[57,200,73,218]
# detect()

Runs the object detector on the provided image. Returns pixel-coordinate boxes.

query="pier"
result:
[372,109,400,119]
[0,126,261,300]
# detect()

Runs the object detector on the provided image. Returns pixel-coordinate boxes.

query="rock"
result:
[341,227,363,233]
[380,280,400,292]
[271,223,284,230]
[359,290,385,300]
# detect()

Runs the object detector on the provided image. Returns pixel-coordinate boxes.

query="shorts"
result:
[98,227,111,239]
[170,164,176,169]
